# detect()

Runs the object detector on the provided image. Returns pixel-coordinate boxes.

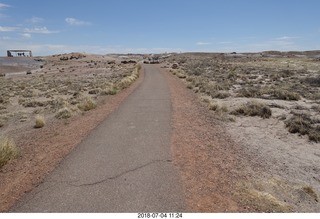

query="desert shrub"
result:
[272,89,300,101]
[117,68,139,90]
[280,69,295,78]
[55,107,72,119]
[285,114,320,142]
[237,87,262,98]
[231,101,272,119]
[19,99,49,108]
[209,102,228,113]
[304,74,320,87]
[308,126,320,143]
[186,84,193,89]
[211,91,230,99]
[285,115,312,135]
[117,77,133,89]
[88,88,101,95]
[100,87,118,95]
[78,97,97,111]
[186,76,195,82]
[227,71,238,80]
[0,137,19,168]
[34,115,45,128]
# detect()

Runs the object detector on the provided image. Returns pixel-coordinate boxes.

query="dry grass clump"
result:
[272,89,300,101]
[117,65,140,90]
[100,86,118,95]
[0,137,19,168]
[78,97,97,111]
[304,74,320,87]
[231,101,272,119]
[34,115,45,128]
[88,88,101,95]
[237,87,262,98]
[55,107,72,119]
[209,102,228,113]
[237,188,292,212]
[285,114,320,142]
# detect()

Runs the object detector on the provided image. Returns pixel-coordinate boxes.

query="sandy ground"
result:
[163,52,320,212]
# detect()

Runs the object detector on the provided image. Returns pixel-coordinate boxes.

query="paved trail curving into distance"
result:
[12,65,186,212]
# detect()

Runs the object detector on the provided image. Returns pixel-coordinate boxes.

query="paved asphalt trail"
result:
[12,65,186,212]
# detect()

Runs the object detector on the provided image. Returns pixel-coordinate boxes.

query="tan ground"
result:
[164,52,320,212]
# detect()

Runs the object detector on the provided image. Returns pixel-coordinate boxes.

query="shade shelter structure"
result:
[7,50,33,57]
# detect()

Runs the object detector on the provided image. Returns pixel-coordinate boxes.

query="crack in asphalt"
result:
[68,159,173,187]
[13,159,173,210]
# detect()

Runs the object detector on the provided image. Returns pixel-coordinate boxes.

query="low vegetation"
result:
[285,114,320,142]
[78,97,97,112]
[0,137,19,168]
[34,115,45,128]
[167,53,320,140]
[231,101,272,119]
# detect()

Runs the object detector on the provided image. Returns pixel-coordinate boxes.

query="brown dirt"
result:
[161,67,252,212]
[0,67,145,212]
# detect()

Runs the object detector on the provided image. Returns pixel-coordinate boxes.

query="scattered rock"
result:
[60,56,69,61]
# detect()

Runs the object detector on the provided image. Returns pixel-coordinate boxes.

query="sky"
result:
[0,0,320,56]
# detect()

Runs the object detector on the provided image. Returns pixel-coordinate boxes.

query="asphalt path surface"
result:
[11,65,186,212]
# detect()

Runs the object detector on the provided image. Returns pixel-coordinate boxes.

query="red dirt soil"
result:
[162,67,251,212]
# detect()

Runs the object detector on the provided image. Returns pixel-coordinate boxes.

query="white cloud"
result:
[275,36,299,41]
[0,26,17,32]
[219,41,233,45]
[0,3,10,9]
[275,36,299,40]
[26,16,44,24]
[21,33,31,38]
[196,41,212,46]
[65,17,91,26]
[24,27,59,34]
